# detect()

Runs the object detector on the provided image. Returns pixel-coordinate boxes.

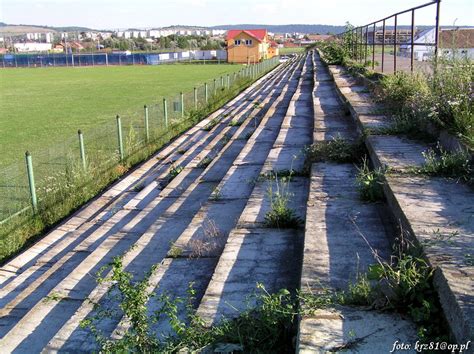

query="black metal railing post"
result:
[372,23,376,70]
[411,9,415,72]
[382,19,386,73]
[394,14,398,73]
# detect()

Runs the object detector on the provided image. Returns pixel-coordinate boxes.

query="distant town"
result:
[0,24,334,54]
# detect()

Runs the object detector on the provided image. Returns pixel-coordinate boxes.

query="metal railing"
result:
[338,0,441,73]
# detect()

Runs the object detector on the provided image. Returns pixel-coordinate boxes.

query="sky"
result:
[0,0,473,29]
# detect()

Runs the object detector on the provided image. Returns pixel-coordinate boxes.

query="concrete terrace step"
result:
[0,58,287,286]
[196,52,315,326]
[326,54,474,344]
[296,54,418,353]
[69,55,307,347]
[0,56,305,352]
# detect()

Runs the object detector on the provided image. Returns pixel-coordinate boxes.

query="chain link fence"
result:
[0,57,280,232]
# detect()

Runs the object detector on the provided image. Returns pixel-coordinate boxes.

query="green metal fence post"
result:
[116,115,124,161]
[144,105,149,142]
[78,129,86,170]
[163,98,168,127]
[227,74,230,89]
[220,76,224,87]
[193,87,197,109]
[180,92,184,118]
[25,151,38,213]
[213,78,217,94]
[205,83,208,103]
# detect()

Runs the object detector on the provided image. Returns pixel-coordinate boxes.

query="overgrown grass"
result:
[412,147,473,183]
[377,57,474,146]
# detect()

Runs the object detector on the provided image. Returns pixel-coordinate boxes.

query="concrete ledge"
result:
[297,306,418,354]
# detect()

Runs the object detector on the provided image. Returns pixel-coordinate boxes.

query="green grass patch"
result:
[279,47,306,55]
[0,64,242,168]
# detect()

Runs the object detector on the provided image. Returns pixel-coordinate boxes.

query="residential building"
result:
[267,41,279,58]
[13,42,52,52]
[226,29,270,64]
[367,29,415,44]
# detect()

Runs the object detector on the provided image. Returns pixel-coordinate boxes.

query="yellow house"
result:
[267,41,279,59]
[226,29,270,64]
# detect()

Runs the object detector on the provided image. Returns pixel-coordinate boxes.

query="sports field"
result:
[0,64,242,167]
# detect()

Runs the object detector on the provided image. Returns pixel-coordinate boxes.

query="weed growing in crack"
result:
[169,164,184,180]
[189,218,222,258]
[203,118,220,131]
[221,132,232,145]
[177,148,187,155]
[132,182,146,192]
[259,168,308,181]
[304,136,365,166]
[209,186,222,201]
[264,172,303,229]
[168,243,183,258]
[228,119,242,127]
[197,156,213,169]
[355,157,385,202]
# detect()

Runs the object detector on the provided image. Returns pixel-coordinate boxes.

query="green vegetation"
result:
[196,156,212,168]
[355,157,385,202]
[0,64,242,167]
[318,29,473,147]
[304,136,365,166]
[169,164,184,180]
[413,147,472,183]
[82,238,447,352]
[378,58,474,147]
[279,47,306,55]
[264,173,303,229]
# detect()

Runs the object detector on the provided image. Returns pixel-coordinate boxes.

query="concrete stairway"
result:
[196,52,315,325]
[325,55,473,346]
[0,54,307,352]
[296,53,418,352]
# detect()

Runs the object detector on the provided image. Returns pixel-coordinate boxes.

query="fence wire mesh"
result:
[0,57,280,225]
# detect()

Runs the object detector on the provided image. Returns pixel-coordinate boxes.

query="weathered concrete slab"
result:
[274,127,313,147]
[298,306,418,353]
[238,177,309,228]
[214,165,261,199]
[358,114,391,131]
[314,112,358,142]
[197,228,302,326]
[281,113,314,129]
[171,199,248,257]
[302,163,391,292]
[0,54,306,352]
[261,146,307,173]
[384,174,474,344]
[233,141,274,166]
[367,135,428,171]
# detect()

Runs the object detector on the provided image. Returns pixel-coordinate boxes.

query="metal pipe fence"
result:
[0,57,280,225]
[337,0,441,73]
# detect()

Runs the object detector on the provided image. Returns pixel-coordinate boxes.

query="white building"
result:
[14,42,52,52]
[401,27,474,61]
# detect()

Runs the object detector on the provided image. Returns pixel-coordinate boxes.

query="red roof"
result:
[227,29,267,42]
